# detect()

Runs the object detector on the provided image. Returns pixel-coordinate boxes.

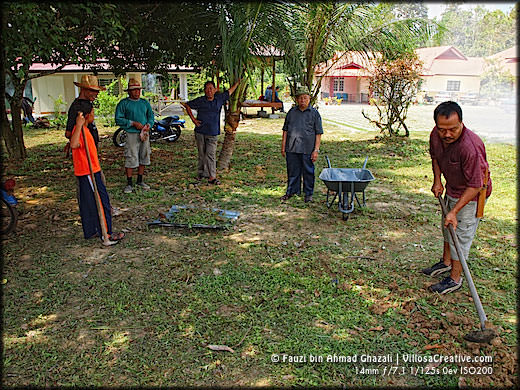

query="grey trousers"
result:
[195,132,218,179]
[442,194,481,262]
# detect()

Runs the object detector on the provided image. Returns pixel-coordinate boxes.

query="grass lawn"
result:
[2,113,517,387]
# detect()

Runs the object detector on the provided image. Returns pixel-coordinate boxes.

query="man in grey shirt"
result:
[280,87,323,203]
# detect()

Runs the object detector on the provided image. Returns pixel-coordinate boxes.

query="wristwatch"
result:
[313,149,320,153]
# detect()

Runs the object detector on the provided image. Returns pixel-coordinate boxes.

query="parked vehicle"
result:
[113,115,185,147]
[1,179,18,236]
[433,91,453,104]
[459,92,479,105]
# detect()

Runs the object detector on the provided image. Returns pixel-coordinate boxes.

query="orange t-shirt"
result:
[71,125,101,176]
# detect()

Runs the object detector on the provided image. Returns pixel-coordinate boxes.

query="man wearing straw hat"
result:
[66,74,105,150]
[115,78,155,193]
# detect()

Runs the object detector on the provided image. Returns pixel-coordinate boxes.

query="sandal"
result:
[101,238,119,247]
[109,232,125,241]
[208,178,221,185]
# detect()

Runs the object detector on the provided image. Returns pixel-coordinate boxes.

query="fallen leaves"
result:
[423,344,444,350]
[369,303,389,315]
[207,344,235,353]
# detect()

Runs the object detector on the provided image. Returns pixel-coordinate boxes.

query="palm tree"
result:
[214,1,290,170]
[280,2,436,105]
[214,1,435,169]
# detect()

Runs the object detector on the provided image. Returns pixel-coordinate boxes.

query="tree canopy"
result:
[432,3,517,57]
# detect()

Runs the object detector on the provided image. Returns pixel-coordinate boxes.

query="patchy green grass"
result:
[1,115,516,387]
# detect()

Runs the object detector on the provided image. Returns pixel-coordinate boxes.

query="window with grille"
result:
[98,77,119,95]
[333,78,344,92]
[446,80,460,91]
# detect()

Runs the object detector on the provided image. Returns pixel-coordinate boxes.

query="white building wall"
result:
[32,75,67,115]
[31,71,194,115]
[178,73,188,100]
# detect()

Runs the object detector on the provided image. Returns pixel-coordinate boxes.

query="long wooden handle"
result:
[80,126,110,243]
[476,167,488,218]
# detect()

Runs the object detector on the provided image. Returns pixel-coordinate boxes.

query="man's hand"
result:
[444,210,458,230]
[132,121,144,130]
[193,119,202,128]
[431,181,444,198]
[76,111,85,128]
[311,150,319,163]
[140,124,150,141]
[281,149,285,158]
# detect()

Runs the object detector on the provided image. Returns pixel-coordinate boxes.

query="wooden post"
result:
[261,68,264,98]
[271,57,276,114]
[271,57,276,102]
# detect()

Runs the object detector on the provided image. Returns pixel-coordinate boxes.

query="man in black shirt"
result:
[65,75,105,146]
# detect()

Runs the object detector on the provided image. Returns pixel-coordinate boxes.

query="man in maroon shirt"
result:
[422,101,492,294]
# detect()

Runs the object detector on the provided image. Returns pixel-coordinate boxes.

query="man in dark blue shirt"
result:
[281,87,323,202]
[182,80,239,185]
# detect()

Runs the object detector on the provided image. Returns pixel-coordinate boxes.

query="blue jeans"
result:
[285,152,315,196]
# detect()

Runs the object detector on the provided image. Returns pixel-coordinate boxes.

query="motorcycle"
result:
[113,115,185,147]
[1,179,18,236]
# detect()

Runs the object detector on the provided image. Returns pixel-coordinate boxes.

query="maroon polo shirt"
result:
[429,126,492,201]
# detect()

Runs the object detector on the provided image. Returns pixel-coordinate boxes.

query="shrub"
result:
[50,94,67,129]
[94,79,125,126]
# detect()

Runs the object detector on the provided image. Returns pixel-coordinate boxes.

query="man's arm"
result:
[70,112,86,149]
[281,130,287,158]
[181,102,201,128]
[228,79,241,96]
[431,158,444,197]
[65,106,77,139]
[311,133,321,163]
[444,187,481,229]
[114,100,143,129]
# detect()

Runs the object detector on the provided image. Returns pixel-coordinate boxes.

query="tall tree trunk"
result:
[217,80,247,171]
[3,94,27,160]
[217,110,240,171]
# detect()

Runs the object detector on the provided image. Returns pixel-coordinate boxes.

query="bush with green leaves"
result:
[94,79,126,126]
[50,94,67,129]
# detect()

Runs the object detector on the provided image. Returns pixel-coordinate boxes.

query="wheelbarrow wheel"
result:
[342,212,349,221]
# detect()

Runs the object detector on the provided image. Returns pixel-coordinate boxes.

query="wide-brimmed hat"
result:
[126,78,144,91]
[295,86,310,97]
[73,75,106,91]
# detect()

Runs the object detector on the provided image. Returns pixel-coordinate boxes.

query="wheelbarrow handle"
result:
[324,155,331,169]
[362,156,368,170]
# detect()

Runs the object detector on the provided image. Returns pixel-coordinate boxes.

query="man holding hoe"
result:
[422,101,492,294]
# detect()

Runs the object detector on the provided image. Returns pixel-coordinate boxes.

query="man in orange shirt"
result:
[70,101,125,245]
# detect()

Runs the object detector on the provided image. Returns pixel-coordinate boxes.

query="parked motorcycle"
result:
[1,179,18,236]
[113,116,185,147]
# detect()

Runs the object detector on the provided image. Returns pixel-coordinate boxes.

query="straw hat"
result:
[73,75,106,91]
[126,78,144,91]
